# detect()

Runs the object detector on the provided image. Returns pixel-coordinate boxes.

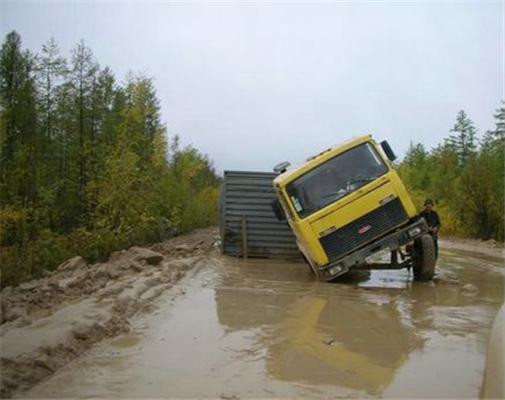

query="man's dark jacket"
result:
[420,209,441,236]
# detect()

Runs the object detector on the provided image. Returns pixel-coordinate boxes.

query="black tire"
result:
[413,234,436,281]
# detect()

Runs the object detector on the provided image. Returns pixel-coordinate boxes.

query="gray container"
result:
[220,170,300,259]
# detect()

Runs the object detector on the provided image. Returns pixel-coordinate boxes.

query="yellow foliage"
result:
[0,207,25,243]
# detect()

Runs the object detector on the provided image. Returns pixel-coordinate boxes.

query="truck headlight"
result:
[408,227,422,238]
[329,265,342,276]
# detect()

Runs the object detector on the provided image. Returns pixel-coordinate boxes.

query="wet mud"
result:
[0,228,218,398]
[18,244,504,398]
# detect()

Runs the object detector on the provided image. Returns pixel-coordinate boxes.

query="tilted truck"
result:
[270,135,436,281]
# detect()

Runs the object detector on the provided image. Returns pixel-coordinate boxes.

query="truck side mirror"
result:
[381,140,397,161]
[271,199,286,221]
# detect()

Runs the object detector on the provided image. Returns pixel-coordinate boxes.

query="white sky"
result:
[1,1,503,174]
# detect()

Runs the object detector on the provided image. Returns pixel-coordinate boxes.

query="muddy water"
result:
[22,248,503,398]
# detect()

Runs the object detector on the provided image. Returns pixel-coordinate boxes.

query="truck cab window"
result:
[286,143,388,218]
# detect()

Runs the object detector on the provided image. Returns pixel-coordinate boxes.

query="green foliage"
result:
[446,110,477,166]
[0,32,220,287]
[398,108,504,241]
[0,31,39,208]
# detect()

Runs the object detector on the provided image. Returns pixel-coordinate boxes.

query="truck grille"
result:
[319,197,408,262]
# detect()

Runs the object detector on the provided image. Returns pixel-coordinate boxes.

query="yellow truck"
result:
[271,135,436,281]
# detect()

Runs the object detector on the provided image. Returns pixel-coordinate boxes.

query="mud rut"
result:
[1,230,504,398]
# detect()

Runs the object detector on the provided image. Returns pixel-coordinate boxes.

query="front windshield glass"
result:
[286,143,388,218]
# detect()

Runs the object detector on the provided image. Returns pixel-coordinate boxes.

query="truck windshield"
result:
[286,143,388,218]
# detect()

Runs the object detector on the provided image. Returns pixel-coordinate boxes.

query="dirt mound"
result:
[0,228,218,398]
[439,237,505,258]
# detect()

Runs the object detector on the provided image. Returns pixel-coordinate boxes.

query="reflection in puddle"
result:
[265,296,423,395]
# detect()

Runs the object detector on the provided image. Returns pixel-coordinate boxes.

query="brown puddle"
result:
[21,248,504,398]
[109,333,142,349]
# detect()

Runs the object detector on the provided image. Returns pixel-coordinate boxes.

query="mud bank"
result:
[0,228,218,398]
[440,236,504,259]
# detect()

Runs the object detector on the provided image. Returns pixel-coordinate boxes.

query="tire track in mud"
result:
[0,228,219,398]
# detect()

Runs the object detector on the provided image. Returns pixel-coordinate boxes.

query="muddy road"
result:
[15,240,503,398]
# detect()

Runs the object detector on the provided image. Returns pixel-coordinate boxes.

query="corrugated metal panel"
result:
[220,170,301,259]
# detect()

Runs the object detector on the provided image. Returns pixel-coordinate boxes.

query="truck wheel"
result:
[413,234,436,281]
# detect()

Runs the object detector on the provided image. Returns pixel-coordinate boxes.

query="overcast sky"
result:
[1,1,503,173]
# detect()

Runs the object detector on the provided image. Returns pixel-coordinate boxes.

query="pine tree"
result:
[0,31,39,207]
[35,38,67,225]
[446,110,477,167]
[482,101,505,148]
[492,101,505,141]
[69,40,98,218]
[477,101,505,239]
[37,38,67,141]
[90,67,116,147]
[86,66,118,211]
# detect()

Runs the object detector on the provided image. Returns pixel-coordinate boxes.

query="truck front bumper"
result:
[317,218,429,281]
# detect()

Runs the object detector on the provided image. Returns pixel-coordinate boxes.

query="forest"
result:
[0,32,220,287]
[398,106,504,241]
[1,31,503,288]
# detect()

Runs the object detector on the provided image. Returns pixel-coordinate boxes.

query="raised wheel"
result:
[413,234,436,281]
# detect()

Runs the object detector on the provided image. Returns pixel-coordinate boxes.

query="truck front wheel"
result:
[413,234,436,281]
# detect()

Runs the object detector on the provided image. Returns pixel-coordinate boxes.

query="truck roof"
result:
[273,134,373,188]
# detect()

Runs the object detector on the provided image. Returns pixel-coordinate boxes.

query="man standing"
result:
[420,199,441,258]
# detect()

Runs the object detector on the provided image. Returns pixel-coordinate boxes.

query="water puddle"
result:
[22,249,503,398]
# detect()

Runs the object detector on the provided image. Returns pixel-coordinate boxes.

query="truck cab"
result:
[272,135,435,281]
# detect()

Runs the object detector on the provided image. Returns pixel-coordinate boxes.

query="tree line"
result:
[0,31,220,287]
[398,106,504,241]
